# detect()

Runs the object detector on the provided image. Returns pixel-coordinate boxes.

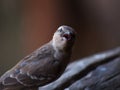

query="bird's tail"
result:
[0,80,4,90]
[0,83,3,90]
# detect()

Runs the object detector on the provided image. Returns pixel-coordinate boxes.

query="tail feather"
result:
[0,82,4,90]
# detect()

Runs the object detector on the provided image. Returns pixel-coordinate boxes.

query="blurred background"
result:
[0,0,120,76]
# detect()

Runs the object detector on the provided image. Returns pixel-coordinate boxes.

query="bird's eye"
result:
[58,29,62,32]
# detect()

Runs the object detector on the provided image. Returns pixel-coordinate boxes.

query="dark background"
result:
[0,0,120,76]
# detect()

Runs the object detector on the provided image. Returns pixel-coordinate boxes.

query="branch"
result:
[39,47,120,90]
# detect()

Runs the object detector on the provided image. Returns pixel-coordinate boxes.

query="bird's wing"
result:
[0,43,57,88]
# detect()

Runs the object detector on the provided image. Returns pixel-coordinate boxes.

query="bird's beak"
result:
[63,32,72,41]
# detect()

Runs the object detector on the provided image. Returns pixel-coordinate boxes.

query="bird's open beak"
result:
[63,32,72,40]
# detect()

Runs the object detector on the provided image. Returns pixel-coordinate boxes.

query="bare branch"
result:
[39,47,120,90]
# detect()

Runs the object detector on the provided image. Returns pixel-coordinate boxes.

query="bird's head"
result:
[52,25,76,51]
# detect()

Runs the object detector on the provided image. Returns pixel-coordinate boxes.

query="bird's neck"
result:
[51,40,71,53]
[49,40,71,60]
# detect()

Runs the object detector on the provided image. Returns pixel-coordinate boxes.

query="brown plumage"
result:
[0,25,76,90]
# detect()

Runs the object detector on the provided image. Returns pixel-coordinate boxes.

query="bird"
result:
[0,25,76,90]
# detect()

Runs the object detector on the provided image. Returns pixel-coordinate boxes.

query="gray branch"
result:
[39,47,120,90]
